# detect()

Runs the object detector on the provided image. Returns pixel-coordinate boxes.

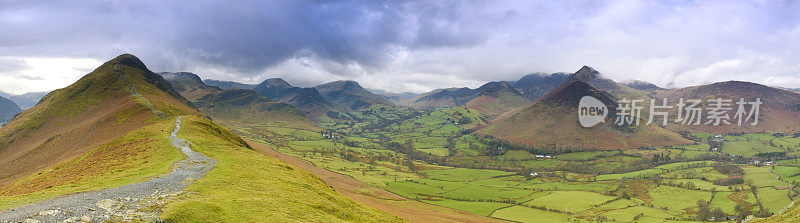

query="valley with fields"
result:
[3,1,800,222]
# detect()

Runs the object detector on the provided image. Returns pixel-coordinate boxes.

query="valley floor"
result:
[246,139,507,223]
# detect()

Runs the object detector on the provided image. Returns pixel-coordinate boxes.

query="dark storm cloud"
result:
[1,0,488,73]
[1,0,800,93]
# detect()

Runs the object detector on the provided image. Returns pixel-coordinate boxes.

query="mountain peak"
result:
[259,78,293,89]
[109,54,149,72]
[541,80,615,107]
[475,81,522,97]
[315,80,364,93]
[572,65,600,81]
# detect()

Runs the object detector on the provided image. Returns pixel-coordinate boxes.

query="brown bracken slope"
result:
[0,54,199,187]
[651,81,800,133]
[476,80,690,150]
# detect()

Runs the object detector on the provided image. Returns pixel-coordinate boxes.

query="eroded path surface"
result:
[0,116,214,223]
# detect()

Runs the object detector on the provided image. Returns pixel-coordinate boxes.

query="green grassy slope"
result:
[161,116,402,222]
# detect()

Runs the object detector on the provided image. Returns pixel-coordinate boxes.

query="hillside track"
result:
[0,116,214,223]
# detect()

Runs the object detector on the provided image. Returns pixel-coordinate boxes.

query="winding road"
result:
[0,116,214,223]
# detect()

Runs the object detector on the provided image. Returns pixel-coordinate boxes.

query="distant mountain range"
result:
[367,88,418,104]
[314,80,393,111]
[478,67,690,150]
[652,81,800,133]
[621,79,665,91]
[0,91,48,110]
[405,81,527,116]
[204,79,257,90]
[0,95,21,124]
[161,73,319,131]
[509,72,571,101]
[252,78,334,118]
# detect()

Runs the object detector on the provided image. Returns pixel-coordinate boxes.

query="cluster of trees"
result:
[695,199,726,220]
[714,163,744,175]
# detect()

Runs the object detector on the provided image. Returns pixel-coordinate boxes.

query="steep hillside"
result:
[158,116,400,222]
[0,54,199,190]
[755,202,800,222]
[193,89,320,131]
[651,81,800,133]
[314,80,392,111]
[204,79,257,90]
[568,66,652,101]
[510,72,571,101]
[160,72,222,101]
[477,81,690,150]
[0,96,21,123]
[163,75,320,131]
[252,78,333,118]
[464,81,529,117]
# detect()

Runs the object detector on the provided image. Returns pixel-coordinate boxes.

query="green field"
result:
[524,191,615,213]
[226,105,797,222]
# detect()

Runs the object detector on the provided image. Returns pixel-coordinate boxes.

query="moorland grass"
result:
[160,116,402,222]
[0,119,181,210]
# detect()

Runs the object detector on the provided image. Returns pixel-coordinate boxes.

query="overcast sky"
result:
[1,0,799,94]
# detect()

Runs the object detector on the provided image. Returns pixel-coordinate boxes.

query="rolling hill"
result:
[406,87,473,108]
[252,78,333,118]
[192,89,320,131]
[0,96,21,124]
[476,80,690,150]
[159,72,222,101]
[651,81,800,133]
[407,81,528,117]
[314,80,393,111]
[161,74,319,131]
[464,81,529,117]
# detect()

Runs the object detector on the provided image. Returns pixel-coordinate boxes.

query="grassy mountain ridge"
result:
[409,81,529,117]
[161,74,320,131]
[252,78,334,118]
[0,54,402,222]
[509,72,571,101]
[464,81,529,117]
[193,89,320,131]
[652,80,800,133]
[0,53,199,195]
[204,79,257,90]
